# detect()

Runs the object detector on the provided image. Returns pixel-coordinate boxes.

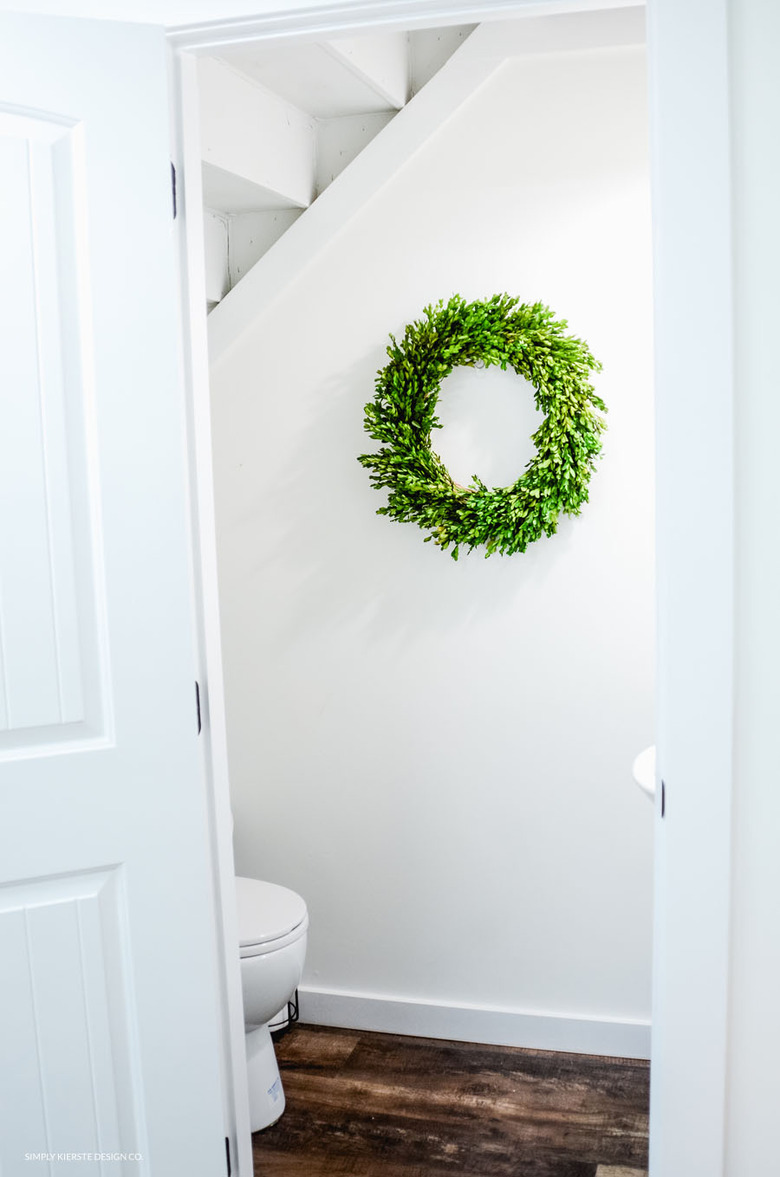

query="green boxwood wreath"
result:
[358,294,607,559]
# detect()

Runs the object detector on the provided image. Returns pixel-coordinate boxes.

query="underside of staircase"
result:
[200,10,646,368]
[198,25,475,312]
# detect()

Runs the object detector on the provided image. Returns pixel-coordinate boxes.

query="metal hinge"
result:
[661,779,666,818]
[195,680,201,735]
[171,161,177,219]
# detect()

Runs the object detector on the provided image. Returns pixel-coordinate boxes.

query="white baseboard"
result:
[298,986,651,1060]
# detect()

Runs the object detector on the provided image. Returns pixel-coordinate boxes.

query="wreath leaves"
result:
[358,294,606,559]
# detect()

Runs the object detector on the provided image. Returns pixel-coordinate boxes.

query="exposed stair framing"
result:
[198,26,474,310]
[203,9,646,366]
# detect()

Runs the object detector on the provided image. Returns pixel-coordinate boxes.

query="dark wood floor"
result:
[252,1025,650,1177]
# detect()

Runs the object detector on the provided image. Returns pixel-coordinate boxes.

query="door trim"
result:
[169,3,736,1174]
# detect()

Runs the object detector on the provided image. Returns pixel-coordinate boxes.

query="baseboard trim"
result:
[298,986,651,1060]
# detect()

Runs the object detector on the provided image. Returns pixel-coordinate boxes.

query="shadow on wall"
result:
[238,342,579,658]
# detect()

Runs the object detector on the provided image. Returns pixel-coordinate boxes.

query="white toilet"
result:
[236,875,309,1132]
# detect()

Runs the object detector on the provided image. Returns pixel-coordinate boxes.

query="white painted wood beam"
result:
[315,111,394,193]
[323,30,410,110]
[198,56,315,212]
[212,36,407,117]
[410,25,476,93]
[203,208,229,305]
[227,209,303,288]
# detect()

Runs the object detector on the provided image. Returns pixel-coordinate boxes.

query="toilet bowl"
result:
[237,876,308,1132]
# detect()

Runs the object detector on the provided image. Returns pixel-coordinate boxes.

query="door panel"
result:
[0,870,139,1170]
[0,110,105,750]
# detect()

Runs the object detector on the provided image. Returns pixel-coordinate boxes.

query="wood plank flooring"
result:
[252,1025,649,1177]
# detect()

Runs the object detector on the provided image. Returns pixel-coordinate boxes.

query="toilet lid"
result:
[236,876,307,949]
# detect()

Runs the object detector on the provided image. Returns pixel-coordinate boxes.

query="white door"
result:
[0,13,230,1175]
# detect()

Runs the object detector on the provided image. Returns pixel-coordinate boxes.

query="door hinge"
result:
[661,779,666,818]
[171,161,177,219]
[225,1137,231,1177]
[195,680,201,735]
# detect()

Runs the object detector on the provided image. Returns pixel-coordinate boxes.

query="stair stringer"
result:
[207,8,645,369]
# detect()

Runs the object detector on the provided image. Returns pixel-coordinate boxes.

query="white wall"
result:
[210,43,654,1051]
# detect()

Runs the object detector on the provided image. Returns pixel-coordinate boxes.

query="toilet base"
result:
[245,1023,286,1132]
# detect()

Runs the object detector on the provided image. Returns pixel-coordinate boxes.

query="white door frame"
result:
[645,2,734,1173]
[168,48,255,1177]
[169,2,736,1175]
